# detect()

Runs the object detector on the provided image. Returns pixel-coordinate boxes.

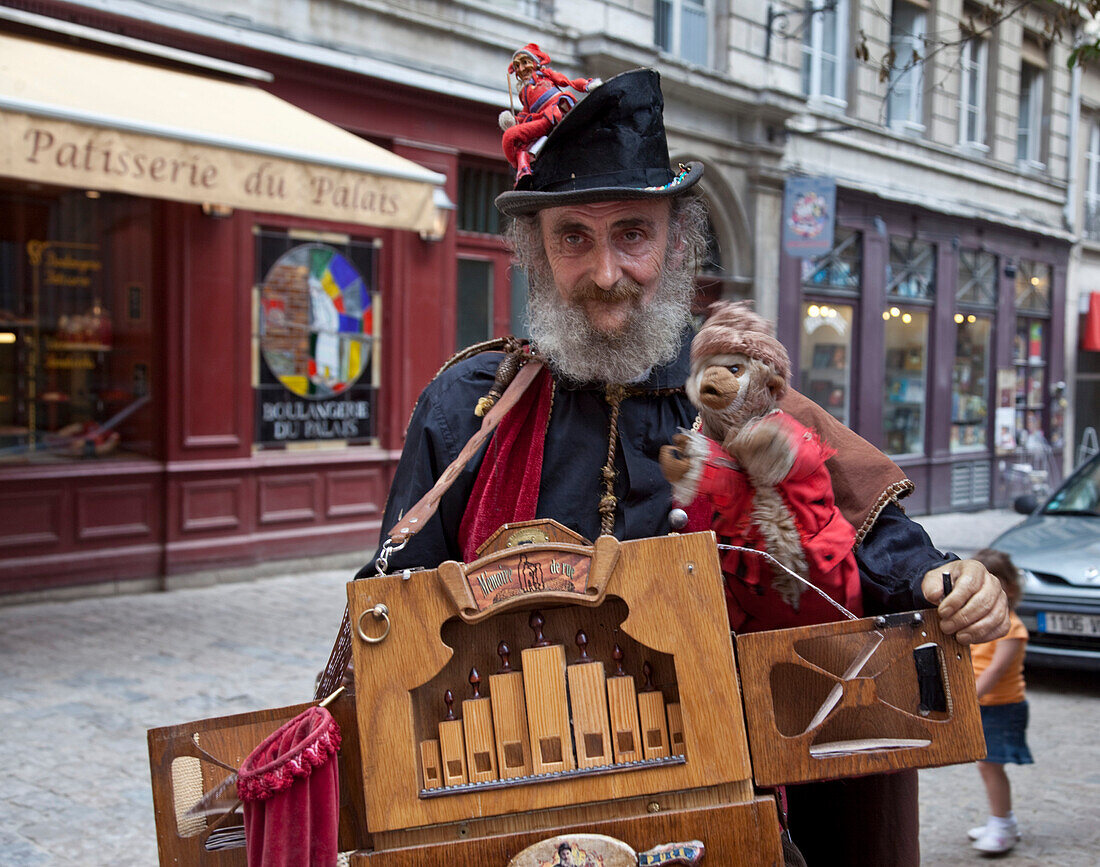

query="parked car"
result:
[990,450,1100,670]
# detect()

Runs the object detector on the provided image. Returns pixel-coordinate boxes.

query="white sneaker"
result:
[967,825,988,841]
[972,826,1020,854]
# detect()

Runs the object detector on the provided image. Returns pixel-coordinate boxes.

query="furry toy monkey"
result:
[659,301,863,632]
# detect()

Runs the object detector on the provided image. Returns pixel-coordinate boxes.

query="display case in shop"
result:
[884,345,926,455]
[1,238,151,462]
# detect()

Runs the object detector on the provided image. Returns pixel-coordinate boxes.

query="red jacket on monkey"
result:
[500,44,599,180]
[659,302,863,633]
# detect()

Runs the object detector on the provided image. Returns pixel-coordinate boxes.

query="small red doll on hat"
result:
[659,301,863,633]
[500,44,599,181]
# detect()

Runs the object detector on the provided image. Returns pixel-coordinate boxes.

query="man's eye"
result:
[563,233,584,246]
[622,229,644,242]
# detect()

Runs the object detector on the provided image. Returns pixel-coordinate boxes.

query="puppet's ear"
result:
[767,370,787,399]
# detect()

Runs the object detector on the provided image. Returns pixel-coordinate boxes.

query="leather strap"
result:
[385,358,545,547]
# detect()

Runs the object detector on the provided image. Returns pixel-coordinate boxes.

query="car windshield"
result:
[1044,455,1100,516]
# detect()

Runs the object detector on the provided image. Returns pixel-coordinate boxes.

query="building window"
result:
[801,227,861,293]
[456,258,494,349]
[458,167,512,236]
[801,0,848,104]
[951,315,992,453]
[958,34,988,148]
[801,302,854,425]
[655,0,710,66]
[953,248,996,453]
[1013,260,1054,450]
[1086,122,1100,240]
[1,190,155,463]
[1017,63,1045,167]
[886,236,935,300]
[883,306,929,456]
[957,248,998,307]
[887,1,926,132]
[255,232,380,447]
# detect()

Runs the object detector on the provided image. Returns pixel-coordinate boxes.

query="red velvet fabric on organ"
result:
[237,706,342,867]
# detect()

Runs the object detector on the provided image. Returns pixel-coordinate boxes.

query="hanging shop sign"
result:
[782,175,836,259]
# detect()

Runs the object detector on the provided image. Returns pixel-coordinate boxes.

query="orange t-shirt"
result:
[970,611,1028,706]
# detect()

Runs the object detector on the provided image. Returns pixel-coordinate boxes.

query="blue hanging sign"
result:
[782,175,837,258]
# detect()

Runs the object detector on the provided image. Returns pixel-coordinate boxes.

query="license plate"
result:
[1037,612,1100,636]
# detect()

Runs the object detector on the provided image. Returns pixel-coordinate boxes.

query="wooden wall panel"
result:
[325,468,383,520]
[258,474,320,525]
[0,489,63,549]
[76,483,156,541]
[180,479,243,533]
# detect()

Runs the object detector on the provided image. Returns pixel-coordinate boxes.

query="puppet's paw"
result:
[499,110,517,131]
[731,416,796,485]
[661,431,709,505]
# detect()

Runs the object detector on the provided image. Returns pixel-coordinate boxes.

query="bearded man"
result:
[357,69,1007,866]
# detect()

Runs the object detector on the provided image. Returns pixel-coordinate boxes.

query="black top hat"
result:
[495,68,703,217]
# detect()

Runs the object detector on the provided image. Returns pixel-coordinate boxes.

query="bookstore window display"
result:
[883,307,929,456]
[951,248,997,454]
[0,189,154,463]
[1013,260,1054,449]
[951,315,991,452]
[799,302,854,425]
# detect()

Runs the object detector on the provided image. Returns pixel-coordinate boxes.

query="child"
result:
[967,547,1034,854]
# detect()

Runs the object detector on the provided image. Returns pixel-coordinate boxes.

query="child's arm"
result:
[975,637,1024,699]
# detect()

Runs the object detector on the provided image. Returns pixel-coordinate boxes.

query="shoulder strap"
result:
[384,358,545,549]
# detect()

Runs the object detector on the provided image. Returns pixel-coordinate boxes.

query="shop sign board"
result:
[782,176,836,258]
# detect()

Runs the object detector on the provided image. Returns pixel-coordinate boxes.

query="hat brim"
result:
[495,161,704,218]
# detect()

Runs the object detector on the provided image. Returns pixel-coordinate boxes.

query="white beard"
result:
[525,261,695,385]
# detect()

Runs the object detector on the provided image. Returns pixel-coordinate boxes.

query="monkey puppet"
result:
[659,301,863,633]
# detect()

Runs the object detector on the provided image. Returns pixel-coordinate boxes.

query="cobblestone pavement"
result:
[2,511,1097,866]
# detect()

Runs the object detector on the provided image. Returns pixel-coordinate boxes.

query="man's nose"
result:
[590,241,623,290]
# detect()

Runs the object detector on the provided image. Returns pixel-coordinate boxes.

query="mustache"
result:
[570,278,643,304]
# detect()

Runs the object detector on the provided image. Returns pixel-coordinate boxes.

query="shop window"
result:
[510,266,530,338]
[1085,121,1100,240]
[801,227,861,293]
[458,167,512,236]
[1012,259,1053,450]
[801,0,848,104]
[887,0,926,133]
[883,306,929,456]
[887,236,935,300]
[655,0,710,66]
[0,190,155,463]
[800,302,854,425]
[457,259,494,349]
[254,231,379,447]
[958,31,988,149]
[951,315,991,453]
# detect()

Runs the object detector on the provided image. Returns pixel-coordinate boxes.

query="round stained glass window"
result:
[259,244,372,399]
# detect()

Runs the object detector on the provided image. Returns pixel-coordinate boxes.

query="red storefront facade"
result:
[0,8,513,598]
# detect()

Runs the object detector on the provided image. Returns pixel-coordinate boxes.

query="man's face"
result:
[513,55,536,82]
[539,199,672,336]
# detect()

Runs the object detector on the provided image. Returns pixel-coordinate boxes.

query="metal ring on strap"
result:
[357,603,391,643]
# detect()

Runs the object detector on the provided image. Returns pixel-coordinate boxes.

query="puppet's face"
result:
[513,54,537,82]
[688,352,782,442]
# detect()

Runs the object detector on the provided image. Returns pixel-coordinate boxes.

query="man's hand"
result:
[920,559,1009,645]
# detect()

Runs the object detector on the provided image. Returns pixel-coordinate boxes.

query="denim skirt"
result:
[980,700,1034,765]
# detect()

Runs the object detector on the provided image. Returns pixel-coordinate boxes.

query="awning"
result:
[0,32,445,232]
